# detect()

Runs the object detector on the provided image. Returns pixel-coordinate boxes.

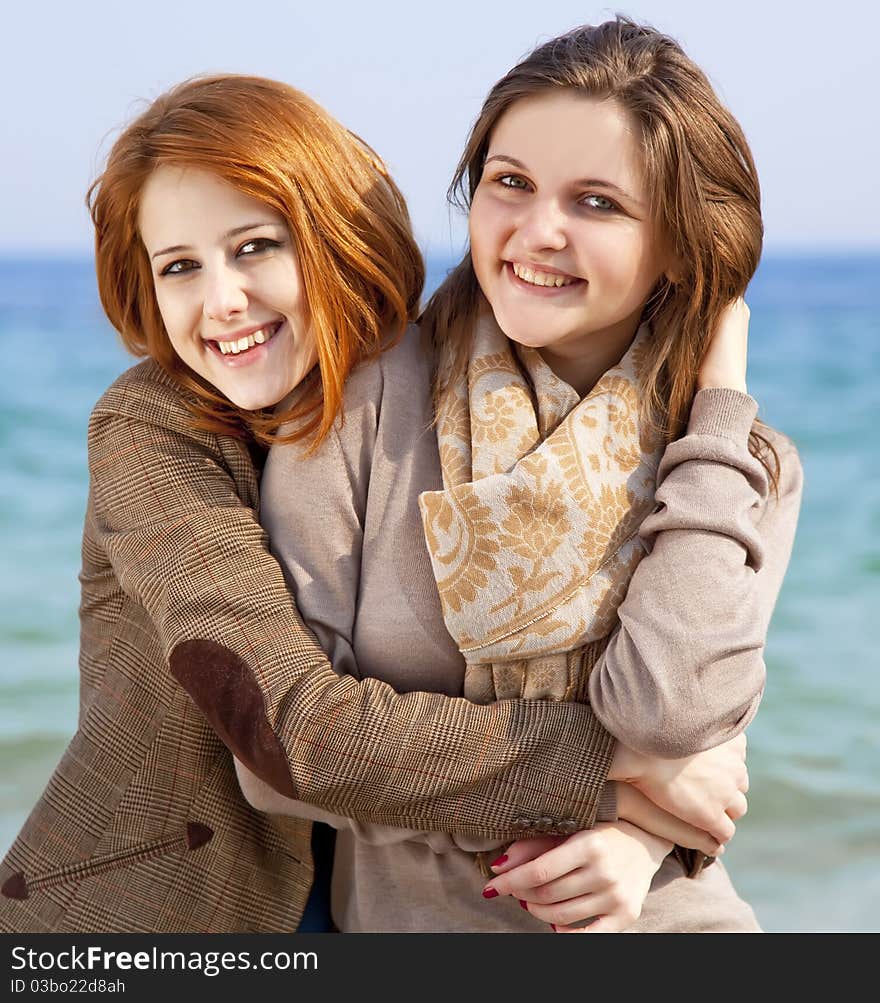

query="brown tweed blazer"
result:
[0,360,615,933]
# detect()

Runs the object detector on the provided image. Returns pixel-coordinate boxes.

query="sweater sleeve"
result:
[588,387,804,757]
[86,370,615,844]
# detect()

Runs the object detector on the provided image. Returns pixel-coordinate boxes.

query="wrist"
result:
[696,377,748,394]
[609,742,644,783]
[618,820,674,864]
[629,822,674,861]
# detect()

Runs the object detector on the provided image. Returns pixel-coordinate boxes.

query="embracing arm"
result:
[589,299,803,756]
[233,338,621,845]
[588,387,803,757]
[87,366,614,843]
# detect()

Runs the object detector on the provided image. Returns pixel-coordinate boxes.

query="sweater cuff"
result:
[595,781,618,822]
[687,387,758,443]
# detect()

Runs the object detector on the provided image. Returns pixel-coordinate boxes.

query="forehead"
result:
[487,91,644,188]
[138,165,283,245]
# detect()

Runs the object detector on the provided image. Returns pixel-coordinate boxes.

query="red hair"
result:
[88,74,424,446]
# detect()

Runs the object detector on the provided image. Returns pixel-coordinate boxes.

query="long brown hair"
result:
[422,16,779,490]
[88,74,424,447]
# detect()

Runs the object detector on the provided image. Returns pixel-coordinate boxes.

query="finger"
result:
[527,890,621,929]
[486,833,593,898]
[618,785,722,857]
[488,836,564,875]
[637,811,721,858]
[554,915,620,934]
[725,790,748,821]
[514,868,599,907]
[640,816,720,858]
[713,814,736,844]
[680,828,723,858]
[698,809,736,845]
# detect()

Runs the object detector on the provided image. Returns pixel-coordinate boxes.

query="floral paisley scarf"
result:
[419,312,664,708]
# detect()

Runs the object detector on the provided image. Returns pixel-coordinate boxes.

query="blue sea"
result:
[0,254,878,932]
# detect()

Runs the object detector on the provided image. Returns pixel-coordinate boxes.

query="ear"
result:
[663,255,685,285]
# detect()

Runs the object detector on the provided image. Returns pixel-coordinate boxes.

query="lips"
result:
[205,320,283,358]
[511,261,579,287]
[505,262,584,293]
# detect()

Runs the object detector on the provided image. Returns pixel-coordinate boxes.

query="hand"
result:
[611,733,749,844]
[616,782,724,858]
[484,822,672,933]
[697,297,749,393]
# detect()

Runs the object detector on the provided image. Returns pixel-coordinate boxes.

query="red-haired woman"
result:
[0,74,718,934]
[250,19,802,933]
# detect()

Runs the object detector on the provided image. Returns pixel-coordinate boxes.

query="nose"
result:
[517,197,568,253]
[202,261,248,322]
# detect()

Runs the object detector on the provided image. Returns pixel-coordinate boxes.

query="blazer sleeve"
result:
[588,387,804,757]
[86,374,615,843]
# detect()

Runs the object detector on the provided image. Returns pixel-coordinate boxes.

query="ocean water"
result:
[0,254,877,932]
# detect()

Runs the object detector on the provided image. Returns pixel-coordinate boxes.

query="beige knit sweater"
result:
[238,326,803,932]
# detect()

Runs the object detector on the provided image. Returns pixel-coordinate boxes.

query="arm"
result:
[243,335,770,847]
[237,341,618,846]
[87,368,615,843]
[588,299,803,758]
[588,389,803,757]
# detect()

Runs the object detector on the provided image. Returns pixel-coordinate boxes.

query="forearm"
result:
[233,757,508,852]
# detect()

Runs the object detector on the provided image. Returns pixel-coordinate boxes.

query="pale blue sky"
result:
[2,0,876,255]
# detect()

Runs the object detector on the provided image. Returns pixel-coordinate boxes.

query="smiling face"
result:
[138,166,317,411]
[469,90,670,392]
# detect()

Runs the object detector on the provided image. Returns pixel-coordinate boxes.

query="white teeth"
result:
[213,322,278,355]
[512,263,576,287]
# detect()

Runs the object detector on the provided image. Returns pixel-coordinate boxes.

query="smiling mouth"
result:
[510,262,580,288]
[209,321,283,357]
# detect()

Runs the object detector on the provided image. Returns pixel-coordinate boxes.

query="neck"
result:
[538,314,643,397]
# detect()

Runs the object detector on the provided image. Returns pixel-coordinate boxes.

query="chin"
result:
[493,321,552,350]
[223,387,274,412]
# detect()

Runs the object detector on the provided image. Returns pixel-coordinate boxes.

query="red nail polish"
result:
[490,854,509,868]
[519,899,528,911]
[550,924,558,932]
[482,887,499,899]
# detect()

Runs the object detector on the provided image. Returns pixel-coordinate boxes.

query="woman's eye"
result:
[237,238,279,256]
[497,174,529,190]
[160,259,198,276]
[582,194,616,211]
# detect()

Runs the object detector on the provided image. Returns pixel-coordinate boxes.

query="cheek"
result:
[592,230,662,292]
[153,289,183,345]
[272,260,310,324]
[468,200,502,281]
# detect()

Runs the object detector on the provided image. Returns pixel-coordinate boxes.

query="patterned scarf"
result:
[419,312,663,707]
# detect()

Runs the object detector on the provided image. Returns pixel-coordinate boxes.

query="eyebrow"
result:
[150,222,279,260]
[484,154,641,206]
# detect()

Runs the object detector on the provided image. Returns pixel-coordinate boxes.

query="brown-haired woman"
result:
[254,18,803,932]
[0,72,720,934]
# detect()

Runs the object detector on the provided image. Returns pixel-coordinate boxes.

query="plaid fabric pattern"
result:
[0,360,614,932]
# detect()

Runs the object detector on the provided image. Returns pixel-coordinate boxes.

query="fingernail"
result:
[519,899,528,911]
[490,854,508,869]
[717,844,725,855]
[482,886,499,899]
